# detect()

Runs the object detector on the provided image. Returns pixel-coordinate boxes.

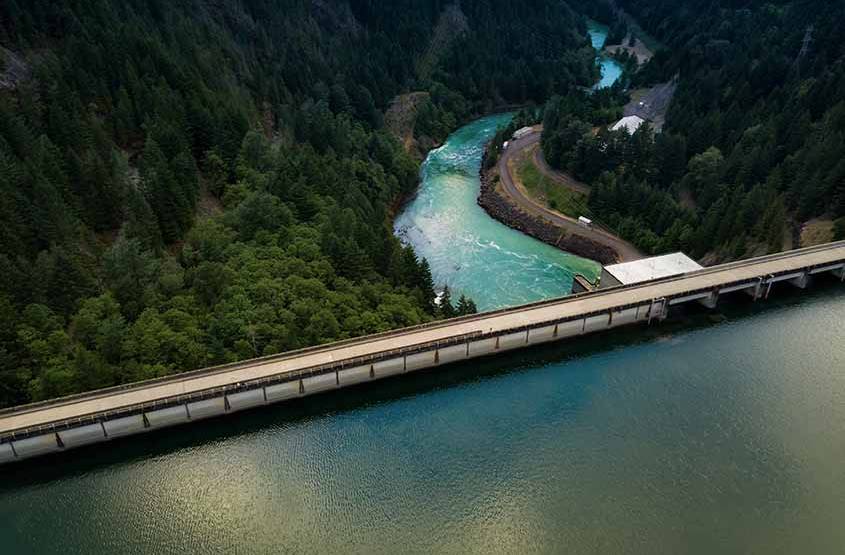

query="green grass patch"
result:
[517,158,591,220]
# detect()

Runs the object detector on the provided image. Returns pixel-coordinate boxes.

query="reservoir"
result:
[2,286,844,553]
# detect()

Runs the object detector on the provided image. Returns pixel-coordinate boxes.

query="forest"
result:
[0,0,597,407]
[544,0,845,259]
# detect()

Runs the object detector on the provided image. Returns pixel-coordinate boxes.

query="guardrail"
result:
[1,241,844,442]
[1,330,490,442]
[4,239,843,420]
[0,299,655,442]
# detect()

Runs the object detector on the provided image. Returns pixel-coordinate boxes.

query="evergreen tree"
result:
[456,294,478,316]
[417,258,437,312]
[439,285,456,319]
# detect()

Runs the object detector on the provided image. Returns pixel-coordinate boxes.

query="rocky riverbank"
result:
[478,150,618,266]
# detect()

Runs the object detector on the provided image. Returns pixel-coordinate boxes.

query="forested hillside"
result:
[385,0,598,144]
[544,0,845,258]
[0,0,594,407]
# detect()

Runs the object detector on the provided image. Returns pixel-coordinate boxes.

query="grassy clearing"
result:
[516,158,591,220]
[799,219,835,247]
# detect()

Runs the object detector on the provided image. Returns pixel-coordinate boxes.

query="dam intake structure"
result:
[1,242,844,464]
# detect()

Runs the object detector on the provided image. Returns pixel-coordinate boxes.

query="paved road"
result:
[498,128,643,262]
[624,80,677,131]
[2,241,844,436]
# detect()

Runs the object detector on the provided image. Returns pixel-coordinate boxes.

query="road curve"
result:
[528,133,591,195]
[498,128,643,262]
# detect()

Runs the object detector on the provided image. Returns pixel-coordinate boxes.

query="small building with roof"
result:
[611,115,646,134]
[599,252,702,289]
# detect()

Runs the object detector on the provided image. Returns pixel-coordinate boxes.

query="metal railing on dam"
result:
[2,241,844,464]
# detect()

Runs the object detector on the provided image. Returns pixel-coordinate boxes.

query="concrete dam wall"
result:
[1,242,844,465]
[0,306,659,464]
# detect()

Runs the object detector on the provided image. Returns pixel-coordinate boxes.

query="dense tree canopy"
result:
[544,0,845,258]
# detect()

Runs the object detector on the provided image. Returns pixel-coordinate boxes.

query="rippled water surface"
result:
[2,288,845,553]
[394,114,600,310]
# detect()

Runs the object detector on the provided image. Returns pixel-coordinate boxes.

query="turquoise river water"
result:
[2,24,844,555]
[394,114,600,310]
[588,20,624,90]
[393,19,619,311]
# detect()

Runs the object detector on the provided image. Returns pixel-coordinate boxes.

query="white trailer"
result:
[512,126,533,140]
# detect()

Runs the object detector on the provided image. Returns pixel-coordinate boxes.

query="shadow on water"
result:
[3,276,843,489]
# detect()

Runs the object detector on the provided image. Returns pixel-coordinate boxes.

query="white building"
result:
[599,252,702,288]
[610,115,646,134]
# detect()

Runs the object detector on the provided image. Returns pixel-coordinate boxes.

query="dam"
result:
[1,241,844,465]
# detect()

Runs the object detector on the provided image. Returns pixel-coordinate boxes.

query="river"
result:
[588,20,624,90]
[392,21,620,311]
[394,114,599,310]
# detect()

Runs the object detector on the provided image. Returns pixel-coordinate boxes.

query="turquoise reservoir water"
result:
[588,21,624,89]
[2,287,844,553]
[394,114,600,311]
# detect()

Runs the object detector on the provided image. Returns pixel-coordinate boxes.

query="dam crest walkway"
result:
[1,241,844,463]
